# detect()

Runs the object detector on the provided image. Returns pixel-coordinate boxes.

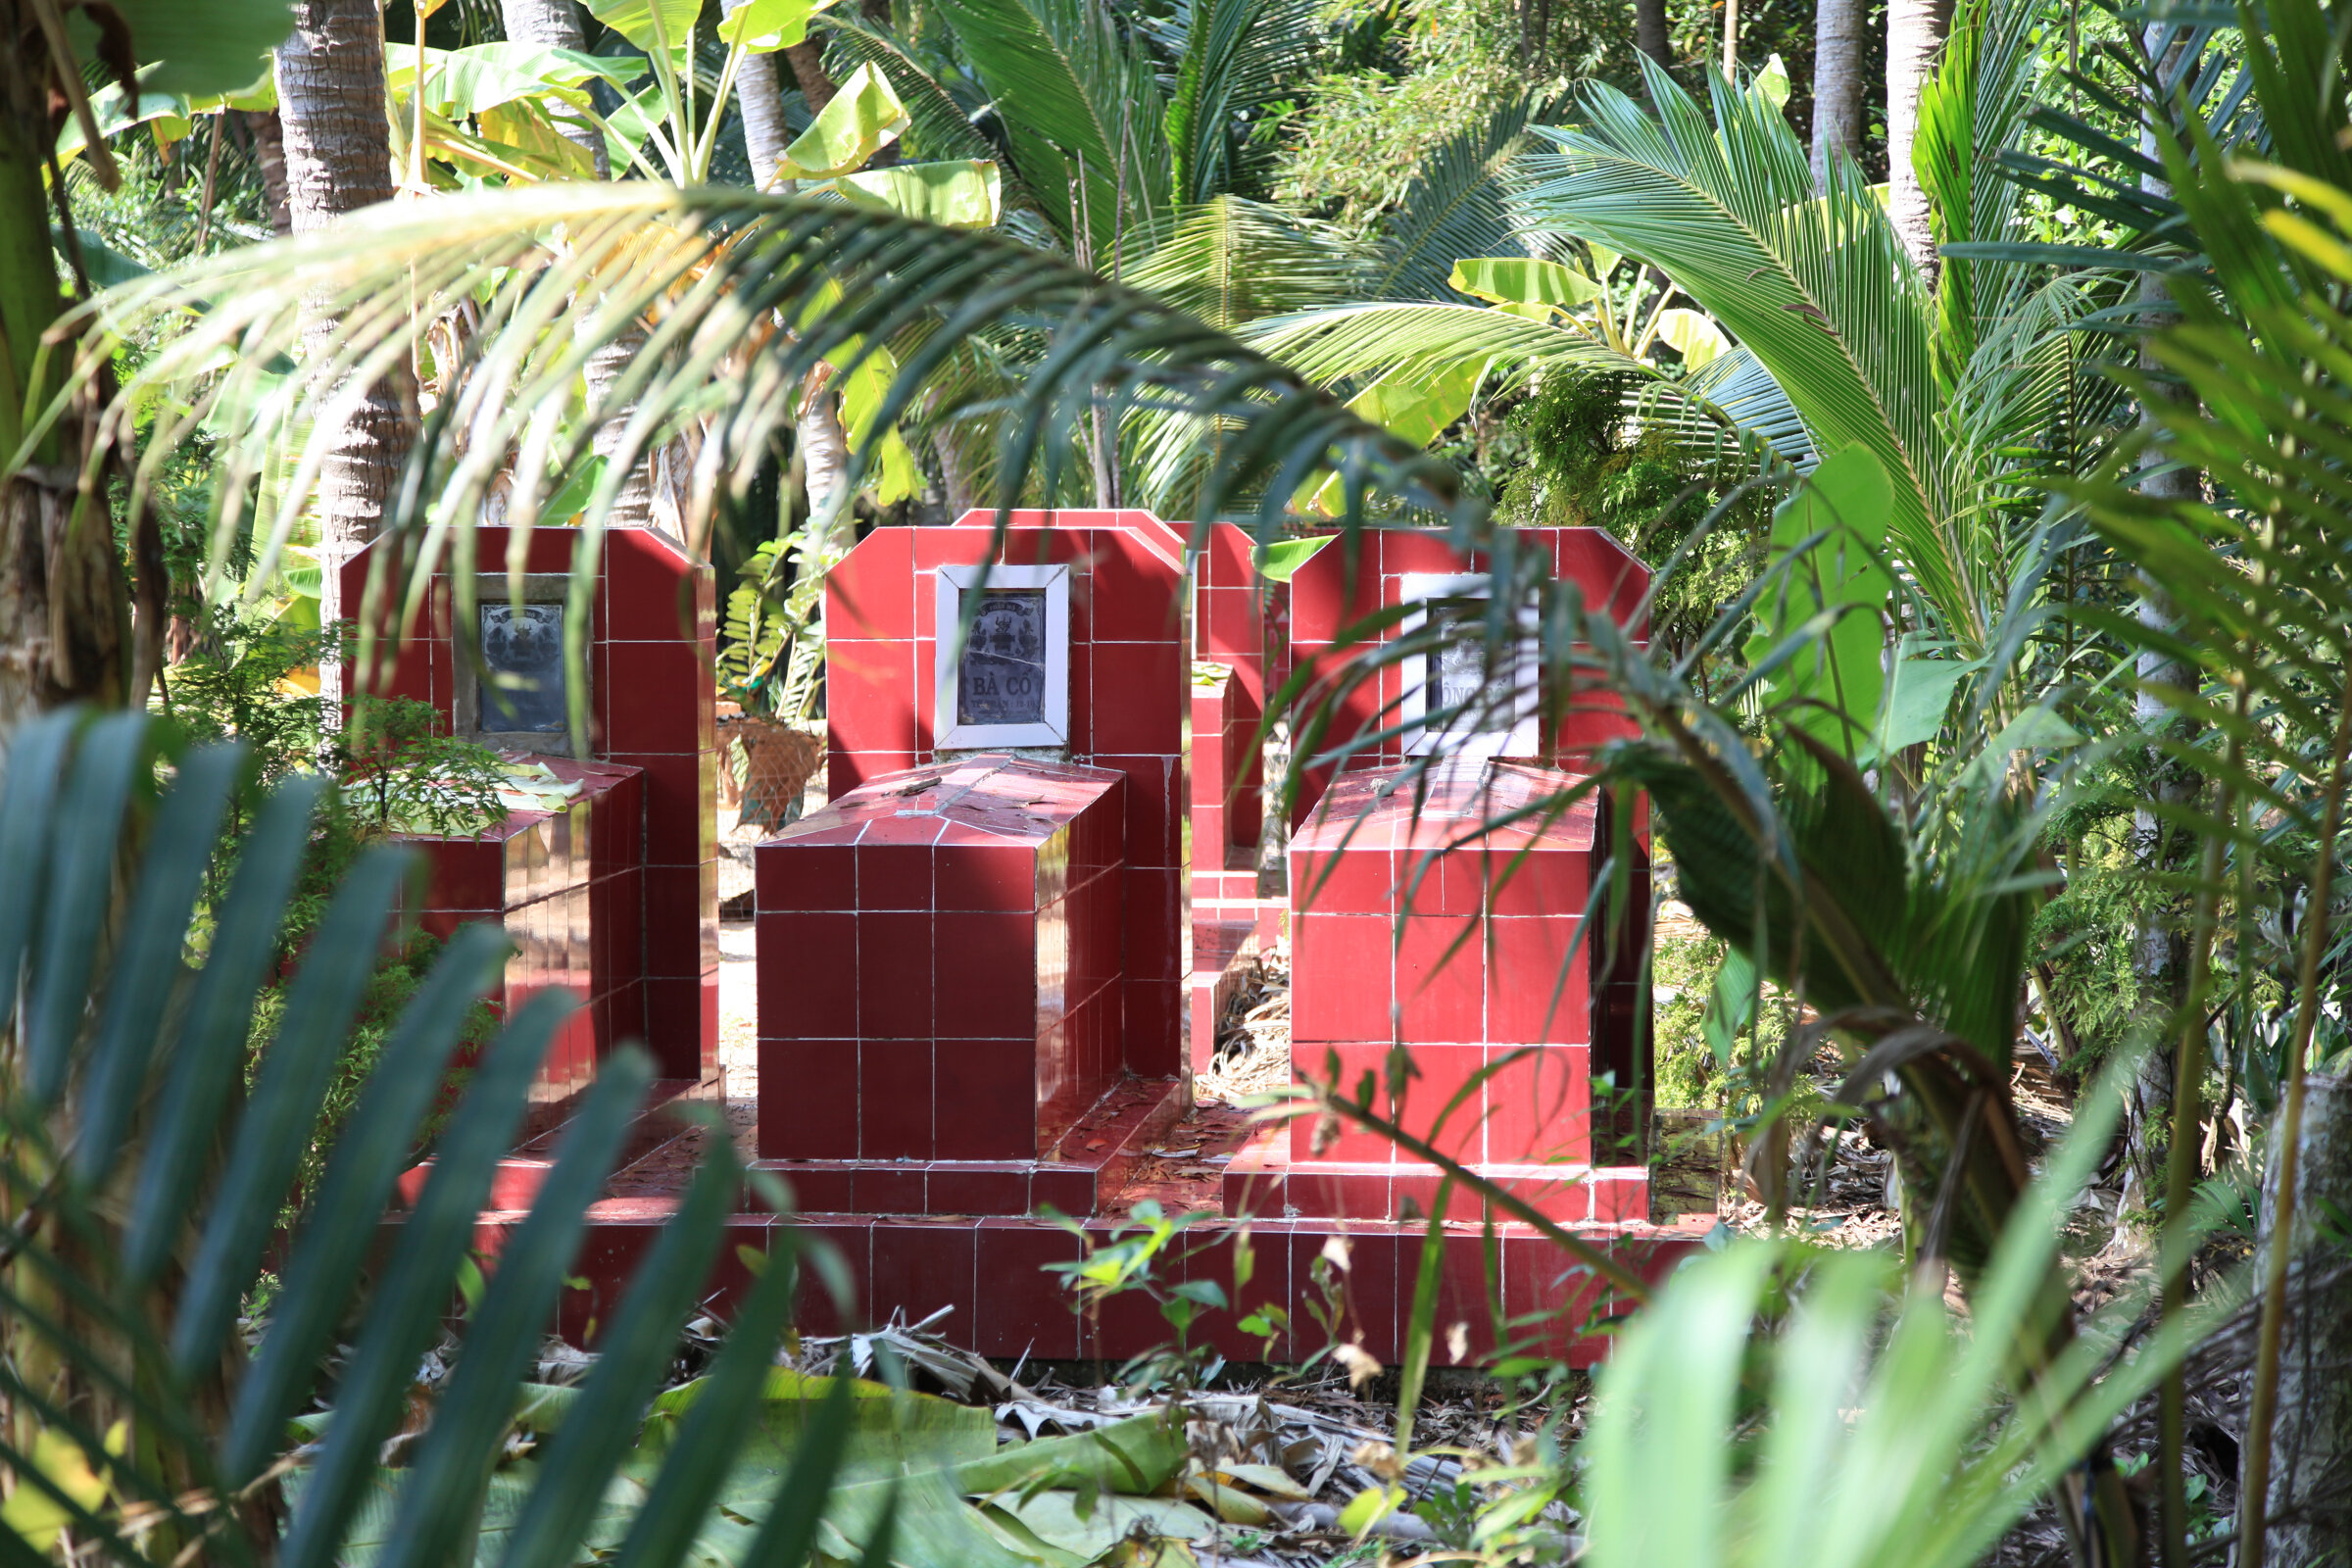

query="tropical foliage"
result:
[8,0,2352,1561]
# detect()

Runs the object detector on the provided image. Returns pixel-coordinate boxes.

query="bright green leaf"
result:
[719,0,836,53]
[112,0,290,97]
[779,63,910,181]
[1653,307,1728,369]
[1741,445,1896,757]
[1448,256,1603,314]
[826,160,1002,227]
[584,0,699,52]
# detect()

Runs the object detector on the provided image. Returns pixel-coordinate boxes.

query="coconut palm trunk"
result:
[1885,0,1954,275]
[724,7,853,538]
[1811,0,1866,189]
[275,0,415,708]
[1634,0,1671,67]
[495,0,659,532]
[497,0,610,175]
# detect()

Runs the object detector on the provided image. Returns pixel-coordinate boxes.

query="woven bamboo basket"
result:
[719,711,824,831]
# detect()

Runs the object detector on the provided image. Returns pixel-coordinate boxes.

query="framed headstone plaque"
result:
[458,574,581,752]
[1399,572,1539,759]
[935,563,1070,749]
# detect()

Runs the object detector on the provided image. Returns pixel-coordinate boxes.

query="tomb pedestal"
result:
[342,524,719,1100]
[1222,758,1652,1225]
[755,754,1186,1214]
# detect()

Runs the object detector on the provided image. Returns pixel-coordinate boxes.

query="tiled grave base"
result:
[1193,856,1285,948]
[1219,1122,1649,1226]
[406,1088,1694,1369]
[458,1205,1695,1369]
[753,1075,1188,1217]
[396,1074,723,1211]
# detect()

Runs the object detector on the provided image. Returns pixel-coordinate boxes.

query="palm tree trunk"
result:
[2247,1075,2352,1561]
[274,0,415,709]
[736,18,854,539]
[496,0,609,175]
[1811,0,1866,189]
[2123,23,2199,1225]
[241,109,295,235]
[0,91,132,734]
[1634,0,1671,67]
[723,0,796,193]
[494,0,652,530]
[1885,0,1953,277]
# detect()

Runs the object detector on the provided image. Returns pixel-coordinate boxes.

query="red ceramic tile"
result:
[643,866,707,978]
[933,843,1035,912]
[1396,913,1487,1045]
[764,911,857,1036]
[1476,843,1585,918]
[926,1163,1031,1216]
[792,1218,873,1338]
[857,912,933,1037]
[1089,640,1184,754]
[857,843,932,911]
[825,526,914,640]
[972,1220,1084,1356]
[1489,917,1587,1045]
[1286,1042,1395,1164]
[1286,1168,1392,1220]
[770,1163,856,1213]
[608,978,645,1052]
[1291,914,1392,1044]
[604,866,643,984]
[760,843,854,913]
[1483,1044,1591,1165]
[1288,1226,1398,1362]
[858,1039,934,1157]
[602,527,701,639]
[870,1222,977,1330]
[1121,867,1180,981]
[933,1038,1035,1160]
[1390,1042,1489,1164]
[1092,754,1176,868]
[603,637,709,756]
[828,751,915,804]
[759,1039,858,1158]
[934,911,1037,1038]
[1120,977,1181,1079]
[824,639,918,756]
[625,754,709,865]
[641,974,709,1079]
[1030,1165,1096,1218]
[1291,847,1393,916]
[1501,1229,1614,1364]
[857,1163,928,1214]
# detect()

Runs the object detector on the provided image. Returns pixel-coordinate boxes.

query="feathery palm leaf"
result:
[1154,0,1325,204]
[923,0,1171,248]
[1360,93,1540,302]
[0,710,827,1563]
[47,182,1474,721]
[1516,61,1975,642]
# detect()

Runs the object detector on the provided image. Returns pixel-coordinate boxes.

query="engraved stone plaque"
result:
[479,602,567,732]
[1429,598,1518,733]
[957,589,1048,725]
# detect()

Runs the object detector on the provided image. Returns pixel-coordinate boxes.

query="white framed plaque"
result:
[1399,572,1540,760]
[935,563,1071,749]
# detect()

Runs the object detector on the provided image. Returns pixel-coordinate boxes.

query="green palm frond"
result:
[819,13,1006,172]
[52,182,1474,725]
[1362,92,1541,302]
[1156,0,1325,204]
[0,711,824,1564]
[925,0,1172,248]
[1517,62,1980,645]
[1122,196,1365,332]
